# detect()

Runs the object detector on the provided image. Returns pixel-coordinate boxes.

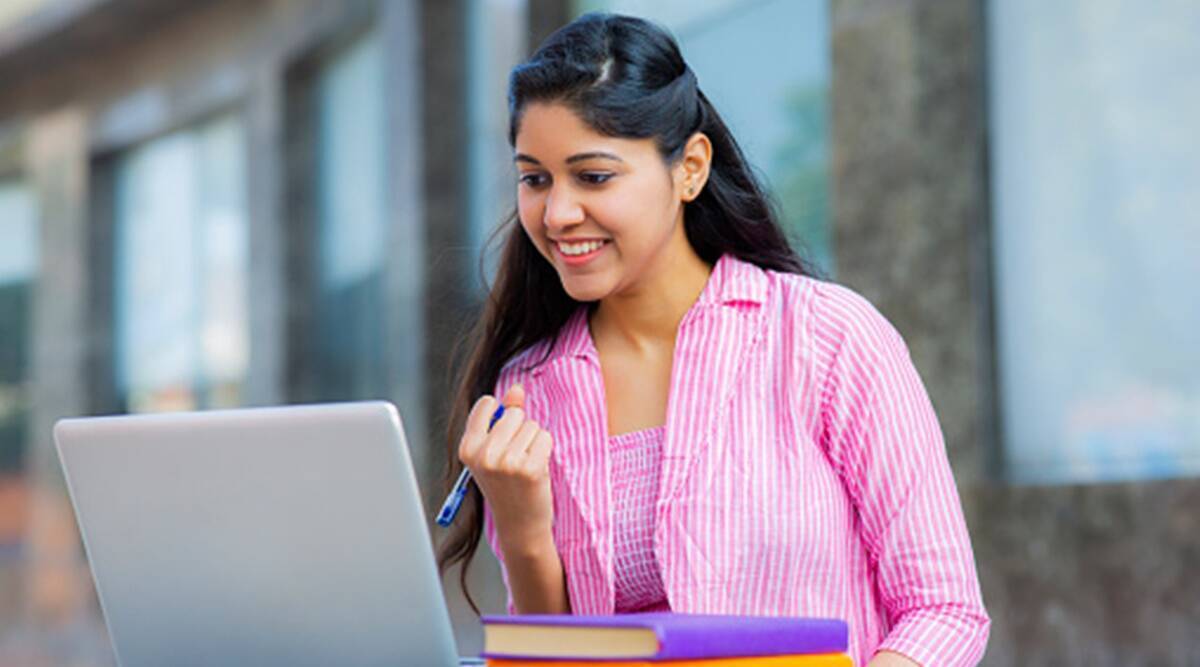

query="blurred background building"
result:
[0,0,1196,664]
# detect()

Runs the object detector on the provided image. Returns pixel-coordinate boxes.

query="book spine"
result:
[485,654,854,667]
[653,623,848,659]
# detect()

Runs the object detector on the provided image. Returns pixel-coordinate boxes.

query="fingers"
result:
[499,419,542,470]
[458,395,498,463]
[459,385,550,479]
[501,383,525,410]
[481,406,526,469]
[522,429,553,476]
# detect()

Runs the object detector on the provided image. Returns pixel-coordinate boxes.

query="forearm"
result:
[868,650,920,667]
[498,534,570,614]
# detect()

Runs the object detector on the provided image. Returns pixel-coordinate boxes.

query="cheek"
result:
[601,182,673,243]
[516,194,544,238]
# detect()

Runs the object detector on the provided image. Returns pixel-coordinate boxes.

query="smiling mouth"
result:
[555,239,608,256]
[552,239,610,265]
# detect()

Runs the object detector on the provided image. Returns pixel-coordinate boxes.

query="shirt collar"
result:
[696,252,769,308]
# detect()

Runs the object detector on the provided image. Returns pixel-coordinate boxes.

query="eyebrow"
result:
[513,151,625,166]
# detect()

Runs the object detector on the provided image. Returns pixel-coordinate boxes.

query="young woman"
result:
[438,12,989,667]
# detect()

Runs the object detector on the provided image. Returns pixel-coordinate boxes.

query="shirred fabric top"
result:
[483,253,990,666]
[609,425,671,613]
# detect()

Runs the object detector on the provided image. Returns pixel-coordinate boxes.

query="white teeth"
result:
[557,240,605,256]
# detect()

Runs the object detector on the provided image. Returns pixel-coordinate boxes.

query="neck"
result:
[590,235,713,352]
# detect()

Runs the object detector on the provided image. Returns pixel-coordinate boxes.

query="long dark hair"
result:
[436,12,820,614]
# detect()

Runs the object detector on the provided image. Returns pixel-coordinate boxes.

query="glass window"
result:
[307,28,389,401]
[0,178,37,474]
[0,177,36,472]
[114,114,249,413]
[576,0,833,275]
[988,2,1200,483]
[0,176,37,648]
[468,0,528,288]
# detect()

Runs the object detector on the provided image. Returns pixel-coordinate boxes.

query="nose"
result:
[543,183,585,230]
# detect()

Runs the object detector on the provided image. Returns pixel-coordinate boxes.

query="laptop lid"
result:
[54,401,461,667]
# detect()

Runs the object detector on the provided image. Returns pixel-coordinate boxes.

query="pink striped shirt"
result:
[482,254,989,666]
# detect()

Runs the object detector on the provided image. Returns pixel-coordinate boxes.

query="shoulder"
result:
[810,280,904,348]
[761,268,911,379]
[757,264,892,329]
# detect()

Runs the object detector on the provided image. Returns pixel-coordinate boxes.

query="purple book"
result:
[480,612,848,661]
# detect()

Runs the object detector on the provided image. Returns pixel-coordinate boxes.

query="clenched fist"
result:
[458,384,555,553]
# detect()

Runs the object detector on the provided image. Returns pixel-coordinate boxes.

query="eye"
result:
[578,172,614,185]
[518,172,549,188]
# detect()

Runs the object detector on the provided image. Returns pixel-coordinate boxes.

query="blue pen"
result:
[436,405,505,527]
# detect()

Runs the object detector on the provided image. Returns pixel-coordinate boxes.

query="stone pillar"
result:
[528,0,571,52]
[242,64,287,408]
[23,108,101,643]
[419,0,475,504]
[418,1,511,654]
[830,0,992,493]
[381,0,430,493]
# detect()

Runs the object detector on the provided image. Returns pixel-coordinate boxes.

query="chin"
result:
[558,273,614,303]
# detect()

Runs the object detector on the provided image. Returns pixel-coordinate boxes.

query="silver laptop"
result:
[54,401,482,667]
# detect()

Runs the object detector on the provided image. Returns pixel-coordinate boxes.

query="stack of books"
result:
[480,612,851,666]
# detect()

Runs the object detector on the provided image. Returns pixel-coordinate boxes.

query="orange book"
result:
[486,654,854,667]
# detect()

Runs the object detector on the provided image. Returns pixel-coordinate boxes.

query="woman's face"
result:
[513,102,703,303]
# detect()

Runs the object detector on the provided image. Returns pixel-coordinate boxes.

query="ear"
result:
[674,132,713,203]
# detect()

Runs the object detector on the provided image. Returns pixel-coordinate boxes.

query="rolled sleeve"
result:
[818,284,989,666]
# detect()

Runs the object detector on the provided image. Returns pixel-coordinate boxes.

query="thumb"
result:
[501,383,526,411]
